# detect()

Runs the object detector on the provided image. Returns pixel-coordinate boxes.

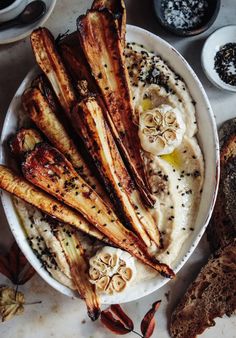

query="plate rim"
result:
[0,24,220,304]
[0,0,57,45]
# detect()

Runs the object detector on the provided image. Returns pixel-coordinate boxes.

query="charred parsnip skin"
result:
[55,224,100,321]
[92,0,126,47]
[30,28,77,116]
[59,33,99,95]
[73,97,161,247]
[31,74,61,113]
[10,128,43,158]
[0,165,106,242]
[22,143,174,278]
[77,10,154,207]
[22,87,108,202]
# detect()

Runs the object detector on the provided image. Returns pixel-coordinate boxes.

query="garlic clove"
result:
[164,111,176,125]
[90,259,107,273]
[99,252,111,265]
[96,276,110,291]
[143,112,156,127]
[162,129,176,143]
[109,254,118,268]
[118,267,133,281]
[143,127,158,137]
[111,275,126,292]
[89,267,100,281]
[155,136,166,150]
[153,111,163,125]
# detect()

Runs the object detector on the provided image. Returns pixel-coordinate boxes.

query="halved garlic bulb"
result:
[139,104,186,155]
[89,246,136,295]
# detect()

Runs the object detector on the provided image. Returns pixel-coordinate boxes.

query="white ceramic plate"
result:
[0,0,57,44]
[0,25,219,304]
[201,25,236,92]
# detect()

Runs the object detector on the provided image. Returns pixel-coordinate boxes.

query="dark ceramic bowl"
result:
[153,0,221,37]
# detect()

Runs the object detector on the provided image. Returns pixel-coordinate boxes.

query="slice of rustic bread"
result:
[170,241,236,338]
[207,133,236,252]
[170,120,236,338]
[218,118,236,148]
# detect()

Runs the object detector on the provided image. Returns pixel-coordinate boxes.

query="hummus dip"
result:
[125,43,204,275]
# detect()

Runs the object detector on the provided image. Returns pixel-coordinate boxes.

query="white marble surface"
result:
[0,0,236,337]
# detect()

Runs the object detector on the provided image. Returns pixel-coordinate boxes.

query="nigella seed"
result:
[214,43,236,86]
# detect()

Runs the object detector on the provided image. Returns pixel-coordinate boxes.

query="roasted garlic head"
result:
[139,104,186,155]
[89,247,136,294]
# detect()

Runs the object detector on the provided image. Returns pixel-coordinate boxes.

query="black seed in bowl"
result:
[214,43,236,86]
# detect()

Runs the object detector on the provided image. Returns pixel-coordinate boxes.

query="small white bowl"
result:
[0,0,27,23]
[201,25,236,92]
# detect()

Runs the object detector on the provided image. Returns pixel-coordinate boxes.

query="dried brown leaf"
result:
[140,300,161,338]
[101,305,134,335]
[110,304,134,331]
[0,241,35,285]
[0,286,25,322]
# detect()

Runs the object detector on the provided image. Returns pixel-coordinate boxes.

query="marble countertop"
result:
[0,0,236,337]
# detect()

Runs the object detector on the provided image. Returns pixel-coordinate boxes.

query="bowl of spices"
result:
[153,0,221,37]
[202,25,236,92]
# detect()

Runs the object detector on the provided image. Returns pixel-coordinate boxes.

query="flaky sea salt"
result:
[162,0,208,29]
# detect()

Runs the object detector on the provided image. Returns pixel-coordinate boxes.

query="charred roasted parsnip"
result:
[22,87,108,202]
[77,10,154,207]
[55,224,100,321]
[0,165,107,242]
[30,28,77,116]
[73,97,161,247]
[92,0,126,47]
[22,143,174,277]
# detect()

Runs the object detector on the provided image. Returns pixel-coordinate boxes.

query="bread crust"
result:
[207,134,236,252]
[170,241,236,338]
